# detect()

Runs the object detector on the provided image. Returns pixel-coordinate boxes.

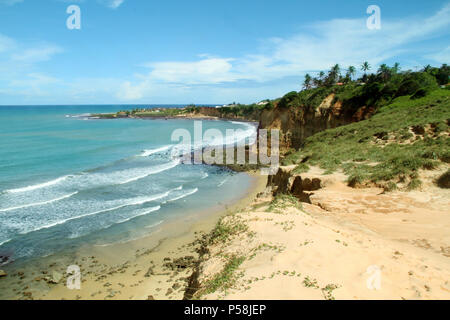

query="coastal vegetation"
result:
[280,63,449,190]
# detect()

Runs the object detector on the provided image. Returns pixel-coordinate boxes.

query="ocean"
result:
[0,105,256,265]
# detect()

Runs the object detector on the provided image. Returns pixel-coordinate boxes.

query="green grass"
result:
[197,255,246,297]
[283,89,450,190]
[267,193,303,213]
[209,214,248,244]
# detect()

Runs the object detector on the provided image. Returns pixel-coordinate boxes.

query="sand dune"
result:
[197,168,450,300]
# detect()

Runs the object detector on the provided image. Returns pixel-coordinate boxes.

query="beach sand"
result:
[0,172,268,300]
[194,167,450,300]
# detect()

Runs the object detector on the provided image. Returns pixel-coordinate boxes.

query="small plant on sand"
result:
[407,178,422,190]
[321,283,340,300]
[267,193,303,213]
[302,276,319,289]
[292,162,310,174]
[275,220,295,231]
[199,255,246,296]
[209,214,248,244]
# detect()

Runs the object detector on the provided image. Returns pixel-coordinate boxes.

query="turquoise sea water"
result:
[0,105,256,265]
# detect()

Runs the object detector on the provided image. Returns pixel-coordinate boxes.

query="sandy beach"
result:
[192,166,450,300]
[0,171,267,300]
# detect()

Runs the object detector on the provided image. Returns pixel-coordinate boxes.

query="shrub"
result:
[278,91,299,109]
[396,72,438,97]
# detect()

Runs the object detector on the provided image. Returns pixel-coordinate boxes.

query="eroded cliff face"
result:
[193,94,375,151]
[259,94,375,150]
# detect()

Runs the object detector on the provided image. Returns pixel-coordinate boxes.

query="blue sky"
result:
[0,0,449,105]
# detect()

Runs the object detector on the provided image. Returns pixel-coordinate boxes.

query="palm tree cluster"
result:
[303,61,405,90]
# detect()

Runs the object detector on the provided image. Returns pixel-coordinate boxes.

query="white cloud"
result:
[426,46,450,64]
[118,81,147,100]
[145,58,236,84]
[0,34,63,99]
[102,0,124,9]
[0,34,16,53]
[11,45,63,63]
[10,73,59,87]
[117,4,450,101]
[1,73,60,97]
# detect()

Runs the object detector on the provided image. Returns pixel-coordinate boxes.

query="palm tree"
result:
[331,64,341,76]
[303,73,312,90]
[317,71,325,86]
[347,66,356,80]
[377,64,391,81]
[319,71,325,79]
[392,62,400,74]
[313,77,321,88]
[326,64,341,85]
[423,64,432,73]
[361,61,371,74]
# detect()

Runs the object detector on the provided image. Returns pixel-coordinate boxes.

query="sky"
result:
[0,0,449,105]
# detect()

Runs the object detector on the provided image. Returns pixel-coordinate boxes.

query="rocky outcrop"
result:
[267,166,295,195]
[267,166,323,203]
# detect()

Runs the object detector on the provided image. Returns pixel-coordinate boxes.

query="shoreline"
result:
[87,110,260,124]
[0,171,267,300]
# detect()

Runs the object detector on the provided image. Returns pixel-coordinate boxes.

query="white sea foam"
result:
[0,238,11,247]
[145,220,164,229]
[115,205,161,224]
[169,121,257,160]
[165,188,198,203]
[4,175,71,194]
[140,145,172,157]
[228,121,257,146]
[67,206,162,239]
[217,177,229,187]
[19,191,171,235]
[0,191,78,213]
[201,172,209,179]
[118,159,179,185]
